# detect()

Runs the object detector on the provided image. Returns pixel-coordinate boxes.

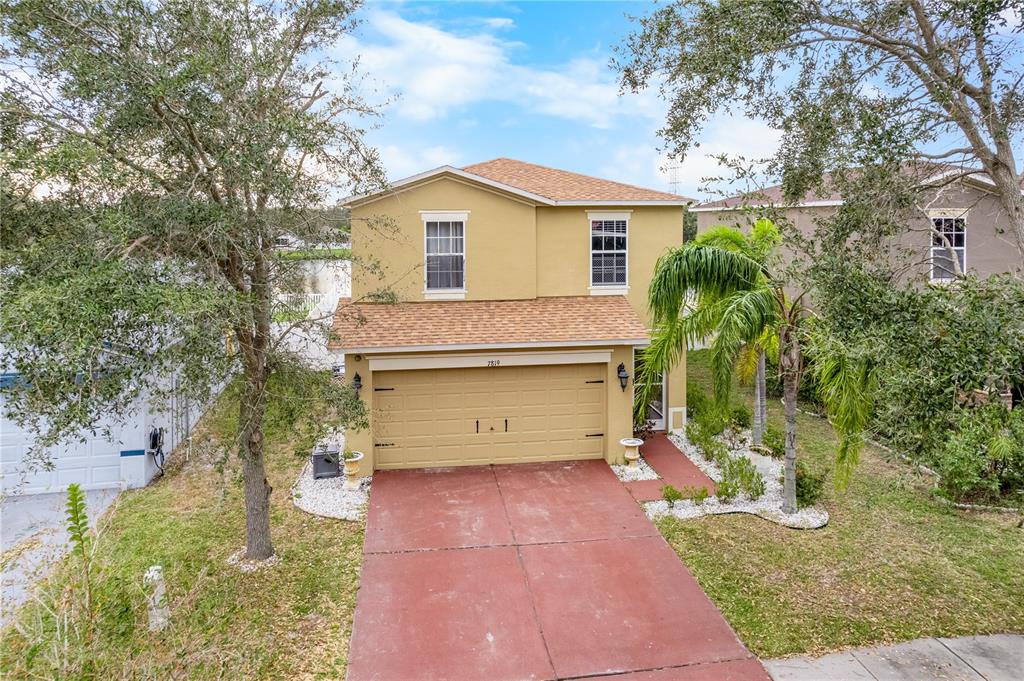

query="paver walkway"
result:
[764,634,1024,681]
[348,459,769,681]
[624,434,716,502]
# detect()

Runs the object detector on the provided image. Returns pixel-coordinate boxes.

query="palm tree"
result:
[638,222,779,443]
[639,220,875,512]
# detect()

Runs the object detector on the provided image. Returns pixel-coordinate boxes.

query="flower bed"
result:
[644,431,828,530]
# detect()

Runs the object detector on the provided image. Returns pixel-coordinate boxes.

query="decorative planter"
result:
[620,438,644,468]
[311,446,341,479]
[343,451,365,490]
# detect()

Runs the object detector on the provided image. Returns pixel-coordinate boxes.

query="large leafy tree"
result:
[1,0,386,560]
[616,0,1024,268]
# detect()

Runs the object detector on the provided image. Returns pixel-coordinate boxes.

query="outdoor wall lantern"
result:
[352,373,362,394]
[617,363,629,391]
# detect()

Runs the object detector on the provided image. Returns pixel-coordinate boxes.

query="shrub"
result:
[662,484,684,507]
[686,383,710,420]
[679,485,710,505]
[720,456,765,501]
[782,460,826,508]
[936,405,1024,501]
[729,405,752,430]
[715,476,739,502]
[762,425,785,458]
[694,406,728,437]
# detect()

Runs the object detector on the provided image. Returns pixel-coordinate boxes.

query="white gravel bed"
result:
[291,461,370,521]
[610,457,660,482]
[226,547,281,572]
[655,430,829,530]
[290,430,370,521]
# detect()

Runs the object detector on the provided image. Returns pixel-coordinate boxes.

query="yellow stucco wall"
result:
[345,174,691,471]
[351,177,537,301]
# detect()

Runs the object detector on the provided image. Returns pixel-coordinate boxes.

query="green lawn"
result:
[663,350,1024,657]
[1,390,363,679]
[276,247,352,261]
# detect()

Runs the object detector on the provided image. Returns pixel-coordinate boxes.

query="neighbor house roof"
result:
[343,158,693,207]
[329,296,650,353]
[692,163,1023,212]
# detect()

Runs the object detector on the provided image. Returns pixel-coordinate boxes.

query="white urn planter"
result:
[620,438,644,468]
[343,451,365,490]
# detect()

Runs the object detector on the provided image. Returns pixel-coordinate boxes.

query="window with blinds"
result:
[591,219,627,286]
[425,221,465,290]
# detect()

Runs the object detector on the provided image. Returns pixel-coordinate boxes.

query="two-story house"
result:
[329,158,692,471]
[693,167,1023,282]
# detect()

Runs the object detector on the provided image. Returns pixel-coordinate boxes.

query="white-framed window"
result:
[421,211,467,293]
[930,215,966,281]
[590,213,629,288]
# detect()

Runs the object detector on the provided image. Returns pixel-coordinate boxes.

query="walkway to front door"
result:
[347,460,769,681]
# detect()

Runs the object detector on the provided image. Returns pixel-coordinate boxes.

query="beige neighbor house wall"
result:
[694,181,1020,281]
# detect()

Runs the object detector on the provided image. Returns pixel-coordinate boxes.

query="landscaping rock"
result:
[610,457,660,482]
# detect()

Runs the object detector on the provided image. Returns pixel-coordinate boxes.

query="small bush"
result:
[762,425,785,458]
[662,484,684,507]
[695,407,728,437]
[719,456,765,501]
[686,384,710,419]
[679,485,710,505]
[716,477,739,502]
[781,460,826,508]
[730,405,752,430]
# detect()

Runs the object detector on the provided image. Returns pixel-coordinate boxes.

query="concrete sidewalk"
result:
[764,634,1023,681]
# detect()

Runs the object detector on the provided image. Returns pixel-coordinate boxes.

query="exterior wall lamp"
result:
[352,373,362,394]
[617,363,629,391]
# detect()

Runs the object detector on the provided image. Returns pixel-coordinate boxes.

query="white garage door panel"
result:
[373,363,606,469]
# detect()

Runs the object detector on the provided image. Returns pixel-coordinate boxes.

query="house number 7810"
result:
[487,359,501,367]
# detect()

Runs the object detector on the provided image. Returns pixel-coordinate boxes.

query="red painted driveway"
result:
[348,459,769,681]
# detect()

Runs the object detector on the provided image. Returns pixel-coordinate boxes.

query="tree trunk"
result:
[778,321,801,515]
[239,373,274,560]
[781,369,798,514]
[752,351,766,445]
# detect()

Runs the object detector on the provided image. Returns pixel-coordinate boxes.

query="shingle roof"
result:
[329,296,650,351]
[462,158,692,203]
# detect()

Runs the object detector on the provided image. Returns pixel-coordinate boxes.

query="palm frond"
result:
[632,316,689,425]
[647,244,764,326]
[812,339,878,490]
[735,344,760,386]
[750,218,781,257]
[708,286,778,406]
[693,226,750,254]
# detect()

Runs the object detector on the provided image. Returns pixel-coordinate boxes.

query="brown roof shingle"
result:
[463,158,691,203]
[329,295,650,351]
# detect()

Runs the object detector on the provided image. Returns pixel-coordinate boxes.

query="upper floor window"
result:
[930,216,965,281]
[425,219,465,290]
[590,215,628,288]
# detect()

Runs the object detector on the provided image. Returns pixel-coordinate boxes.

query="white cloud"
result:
[335,10,663,129]
[377,143,463,180]
[601,115,783,199]
[480,17,515,29]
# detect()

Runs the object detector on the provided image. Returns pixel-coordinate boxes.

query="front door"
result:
[634,353,666,431]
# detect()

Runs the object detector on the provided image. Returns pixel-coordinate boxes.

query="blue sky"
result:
[336,1,783,200]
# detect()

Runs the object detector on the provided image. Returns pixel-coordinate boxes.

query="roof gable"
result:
[345,159,693,207]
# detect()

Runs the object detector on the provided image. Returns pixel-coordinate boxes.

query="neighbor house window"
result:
[591,217,628,286]
[930,216,966,281]
[425,220,465,290]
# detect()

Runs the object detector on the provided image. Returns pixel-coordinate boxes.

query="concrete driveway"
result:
[1,488,119,625]
[348,460,769,681]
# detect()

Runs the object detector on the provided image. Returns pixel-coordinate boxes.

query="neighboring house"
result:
[692,168,1022,282]
[0,371,203,496]
[328,158,692,471]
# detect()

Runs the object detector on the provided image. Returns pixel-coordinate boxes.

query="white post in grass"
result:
[143,565,170,631]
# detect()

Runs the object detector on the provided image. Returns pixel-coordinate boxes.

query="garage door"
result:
[372,363,606,469]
